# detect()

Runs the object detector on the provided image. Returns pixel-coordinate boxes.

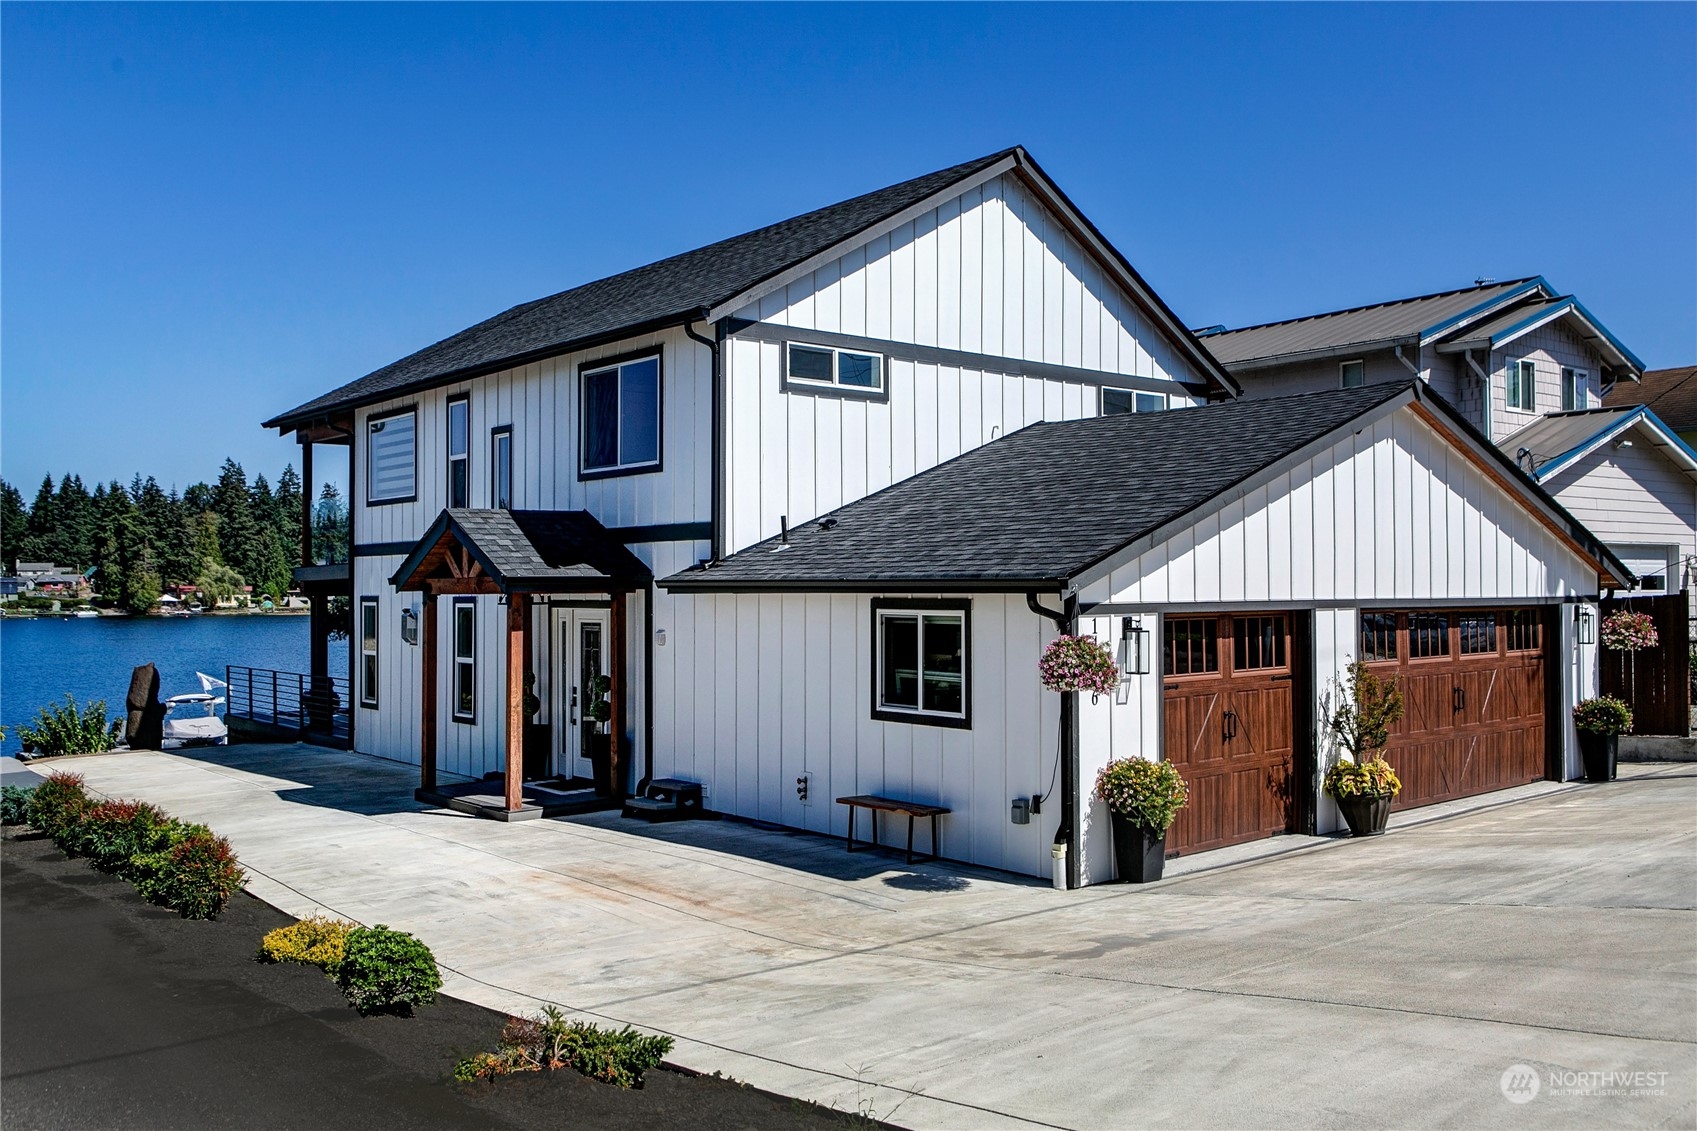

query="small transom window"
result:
[1340,360,1366,389]
[786,343,884,392]
[1102,388,1169,415]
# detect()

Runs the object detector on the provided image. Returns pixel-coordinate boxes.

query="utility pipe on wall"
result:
[1027,592,1080,890]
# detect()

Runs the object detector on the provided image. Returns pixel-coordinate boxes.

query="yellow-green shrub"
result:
[258,914,354,971]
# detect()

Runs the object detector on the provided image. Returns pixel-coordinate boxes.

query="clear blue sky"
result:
[5,2,1693,496]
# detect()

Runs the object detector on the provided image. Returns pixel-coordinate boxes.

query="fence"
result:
[225,666,351,748]
[1599,593,1690,737]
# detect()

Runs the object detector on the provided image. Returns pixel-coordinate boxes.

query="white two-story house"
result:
[268,150,1622,886]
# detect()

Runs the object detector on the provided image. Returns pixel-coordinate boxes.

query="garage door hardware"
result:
[1453,686,1465,712]
[1222,709,1239,739]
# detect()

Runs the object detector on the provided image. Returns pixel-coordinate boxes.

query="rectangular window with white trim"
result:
[1561,367,1587,412]
[1505,359,1537,412]
[367,408,417,504]
[785,342,885,394]
[872,599,969,728]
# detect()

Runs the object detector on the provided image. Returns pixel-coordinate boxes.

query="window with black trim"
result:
[359,598,379,708]
[491,426,512,510]
[873,601,968,726]
[367,409,416,504]
[1340,360,1366,389]
[1102,388,1169,415]
[786,342,884,392]
[452,599,476,723]
[582,353,661,476]
[447,396,470,509]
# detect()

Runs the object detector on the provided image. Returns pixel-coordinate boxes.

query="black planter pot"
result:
[1337,794,1392,838]
[587,732,615,797]
[1109,811,1167,883]
[1578,731,1618,783]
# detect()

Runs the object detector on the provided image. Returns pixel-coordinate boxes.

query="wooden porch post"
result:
[610,589,627,799]
[505,593,529,811]
[420,590,437,791]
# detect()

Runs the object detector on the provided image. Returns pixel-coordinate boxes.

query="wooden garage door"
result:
[1163,614,1295,855]
[1361,609,1547,809]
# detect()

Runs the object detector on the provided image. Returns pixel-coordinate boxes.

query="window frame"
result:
[451,597,477,724]
[578,348,664,480]
[782,341,888,399]
[490,425,513,510]
[869,597,971,729]
[1506,358,1537,412]
[1561,367,1588,412]
[1339,359,1367,389]
[1101,388,1170,415]
[365,406,418,506]
[446,395,470,509]
[359,597,380,708]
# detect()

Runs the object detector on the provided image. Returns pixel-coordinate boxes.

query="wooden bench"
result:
[836,795,951,865]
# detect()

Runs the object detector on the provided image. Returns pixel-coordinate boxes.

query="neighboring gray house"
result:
[1198,279,1685,591]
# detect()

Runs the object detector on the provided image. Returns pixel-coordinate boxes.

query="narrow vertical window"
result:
[1340,360,1366,389]
[359,598,379,708]
[1506,359,1537,412]
[447,396,470,509]
[491,427,513,510]
[452,599,476,723]
[1561,368,1586,412]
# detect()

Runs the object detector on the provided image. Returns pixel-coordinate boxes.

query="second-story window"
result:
[491,426,512,510]
[1340,360,1366,389]
[1102,388,1168,415]
[447,396,470,508]
[581,353,661,477]
[1506,359,1537,412]
[1562,367,1587,412]
[786,343,884,393]
[366,408,417,504]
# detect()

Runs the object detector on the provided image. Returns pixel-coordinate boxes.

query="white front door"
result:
[556,608,610,781]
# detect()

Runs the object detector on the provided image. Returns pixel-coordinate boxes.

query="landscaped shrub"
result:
[18,695,121,756]
[259,915,354,972]
[72,798,174,874]
[133,825,245,919]
[454,1006,673,1088]
[26,771,92,847]
[336,925,443,1015]
[1,784,33,825]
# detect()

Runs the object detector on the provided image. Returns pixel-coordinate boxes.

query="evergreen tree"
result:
[213,459,257,581]
[57,474,98,570]
[159,487,195,585]
[312,482,349,565]
[133,477,178,579]
[275,463,303,566]
[0,478,27,569]
[251,525,292,604]
[189,510,223,576]
[182,482,215,514]
[22,474,59,563]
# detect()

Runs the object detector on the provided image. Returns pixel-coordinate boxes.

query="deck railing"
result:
[225,666,351,748]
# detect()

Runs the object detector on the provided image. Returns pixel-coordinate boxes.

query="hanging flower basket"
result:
[1038,634,1119,696]
[1601,610,1659,652]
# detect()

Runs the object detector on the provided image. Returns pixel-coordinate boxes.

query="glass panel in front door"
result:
[578,622,603,771]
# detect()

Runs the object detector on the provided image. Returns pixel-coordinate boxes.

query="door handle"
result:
[1223,709,1238,740]
[1452,686,1465,712]
[570,686,578,726]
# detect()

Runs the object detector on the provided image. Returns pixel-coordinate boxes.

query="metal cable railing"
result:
[225,666,350,747]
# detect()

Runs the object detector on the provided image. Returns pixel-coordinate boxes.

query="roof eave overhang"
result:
[1220,336,1417,374]
[265,310,705,435]
[1534,408,1697,483]
[1415,277,1553,346]
[1431,299,1644,377]
[658,574,1066,595]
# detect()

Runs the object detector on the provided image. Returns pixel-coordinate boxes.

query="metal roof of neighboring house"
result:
[267,147,1237,432]
[1434,295,1646,372]
[1607,366,1697,432]
[1505,405,1697,483]
[389,509,651,593]
[663,381,1627,593]
[1196,279,1542,367]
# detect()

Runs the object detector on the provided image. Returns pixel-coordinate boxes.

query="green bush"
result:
[1,784,33,825]
[1093,757,1189,834]
[1574,695,1633,735]
[19,695,121,756]
[132,825,245,919]
[1323,756,1402,800]
[72,799,175,874]
[26,771,92,847]
[454,1006,673,1088]
[259,915,354,971]
[337,925,443,1015]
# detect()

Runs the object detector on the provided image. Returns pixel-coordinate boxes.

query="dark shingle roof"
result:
[663,383,1416,591]
[1608,365,1697,432]
[1199,279,1541,367]
[390,509,651,592]
[267,150,1018,430]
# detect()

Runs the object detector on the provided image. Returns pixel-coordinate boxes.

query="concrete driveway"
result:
[49,747,1696,1129]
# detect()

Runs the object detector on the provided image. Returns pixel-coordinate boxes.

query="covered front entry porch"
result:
[389,508,652,821]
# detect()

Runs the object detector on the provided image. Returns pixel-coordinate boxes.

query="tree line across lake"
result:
[0,460,351,613]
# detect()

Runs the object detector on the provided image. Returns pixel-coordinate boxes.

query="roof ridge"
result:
[1209,277,1540,339]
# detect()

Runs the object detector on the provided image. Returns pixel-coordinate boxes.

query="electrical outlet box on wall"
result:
[795,770,814,805]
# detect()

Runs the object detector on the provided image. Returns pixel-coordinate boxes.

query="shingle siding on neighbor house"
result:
[1543,440,1696,561]
[1490,319,1608,440]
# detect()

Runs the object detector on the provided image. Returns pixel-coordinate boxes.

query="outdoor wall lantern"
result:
[1576,606,1595,645]
[1119,616,1152,676]
[401,606,419,646]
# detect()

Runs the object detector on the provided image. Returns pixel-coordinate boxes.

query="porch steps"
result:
[415,778,621,822]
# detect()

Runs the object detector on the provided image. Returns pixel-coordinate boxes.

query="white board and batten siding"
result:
[1067,404,1603,873]
[349,326,712,774]
[722,172,1210,554]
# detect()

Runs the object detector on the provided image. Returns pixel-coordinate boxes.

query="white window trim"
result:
[452,599,477,724]
[1339,359,1367,389]
[359,597,379,708]
[1506,358,1537,412]
[873,603,970,727]
[1561,367,1589,412]
[580,352,663,477]
[784,341,886,395]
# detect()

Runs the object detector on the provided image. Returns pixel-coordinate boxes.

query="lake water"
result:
[0,615,349,757]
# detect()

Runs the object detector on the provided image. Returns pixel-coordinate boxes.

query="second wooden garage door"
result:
[1162,614,1295,855]
[1360,609,1548,809]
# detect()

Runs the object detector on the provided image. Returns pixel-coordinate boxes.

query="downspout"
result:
[1464,350,1492,440]
[639,581,655,795]
[683,316,724,562]
[1394,344,1420,378]
[1027,592,1080,890]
